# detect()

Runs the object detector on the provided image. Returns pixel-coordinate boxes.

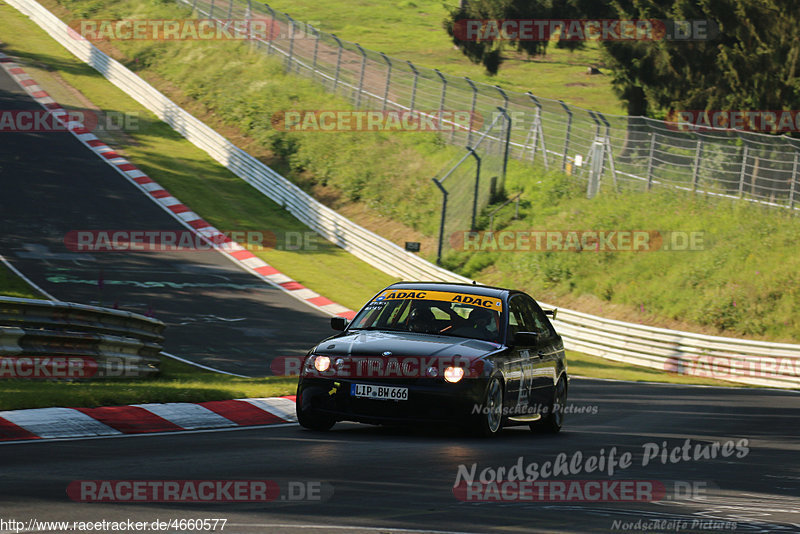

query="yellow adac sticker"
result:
[373,289,503,312]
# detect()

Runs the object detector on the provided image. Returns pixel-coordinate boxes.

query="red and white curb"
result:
[0,52,356,321]
[0,396,297,442]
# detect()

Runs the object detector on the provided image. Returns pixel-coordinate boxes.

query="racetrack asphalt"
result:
[1,52,799,534]
[0,63,331,377]
[1,378,798,533]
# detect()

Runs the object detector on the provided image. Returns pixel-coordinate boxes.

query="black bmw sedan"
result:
[296,282,568,437]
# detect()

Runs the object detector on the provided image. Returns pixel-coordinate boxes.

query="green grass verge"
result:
[0,263,43,299]
[262,0,625,114]
[0,356,297,411]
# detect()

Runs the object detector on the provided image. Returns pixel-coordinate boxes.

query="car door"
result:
[522,295,561,406]
[505,295,538,414]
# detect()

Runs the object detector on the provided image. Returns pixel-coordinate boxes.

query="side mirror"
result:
[331,317,349,331]
[513,331,539,346]
[544,308,558,320]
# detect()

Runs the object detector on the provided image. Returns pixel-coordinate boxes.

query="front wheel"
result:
[297,403,336,431]
[472,376,504,437]
[530,375,567,434]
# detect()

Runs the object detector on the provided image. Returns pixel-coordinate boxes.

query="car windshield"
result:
[349,290,502,343]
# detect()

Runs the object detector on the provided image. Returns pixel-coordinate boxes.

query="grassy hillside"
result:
[3,0,797,343]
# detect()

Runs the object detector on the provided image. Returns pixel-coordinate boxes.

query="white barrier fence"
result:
[8,0,800,389]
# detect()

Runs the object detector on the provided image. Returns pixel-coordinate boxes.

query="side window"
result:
[521,297,549,335]
[507,296,535,339]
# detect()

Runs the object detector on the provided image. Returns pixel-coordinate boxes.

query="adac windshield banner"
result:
[373,290,503,312]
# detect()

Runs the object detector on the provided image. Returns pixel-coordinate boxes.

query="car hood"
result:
[315,330,503,361]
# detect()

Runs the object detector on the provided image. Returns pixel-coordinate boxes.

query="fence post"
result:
[407,61,419,112]
[192,0,199,14]
[433,178,448,265]
[738,141,749,197]
[497,107,511,195]
[245,0,251,20]
[790,150,798,209]
[468,148,482,230]
[284,14,296,72]
[309,25,320,82]
[355,43,367,108]
[559,100,572,173]
[692,137,703,192]
[435,69,447,131]
[331,34,342,94]
[265,5,275,56]
[495,85,509,156]
[227,0,233,19]
[464,78,478,146]
[646,128,656,190]
[525,92,547,169]
[597,112,617,190]
[209,0,215,19]
[380,52,392,112]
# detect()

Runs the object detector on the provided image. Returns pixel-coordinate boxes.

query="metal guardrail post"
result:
[497,106,511,194]
[285,13,296,72]
[226,0,233,19]
[191,0,199,14]
[495,85,508,156]
[738,141,749,198]
[331,34,342,93]
[790,151,799,208]
[469,147,481,230]
[525,91,547,169]
[434,69,447,130]
[692,137,703,192]
[464,78,477,146]
[380,52,391,112]
[265,5,275,56]
[407,61,418,112]
[245,0,251,20]
[355,43,367,108]
[559,100,572,173]
[597,112,617,190]
[209,0,215,19]
[310,25,320,82]
[646,129,656,191]
[433,177,448,265]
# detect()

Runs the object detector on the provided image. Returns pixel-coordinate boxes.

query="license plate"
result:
[350,383,408,401]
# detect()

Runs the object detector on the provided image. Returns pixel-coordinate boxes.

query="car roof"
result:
[385,281,510,299]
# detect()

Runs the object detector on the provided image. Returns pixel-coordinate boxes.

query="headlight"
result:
[314,355,331,372]
[444,366,465,383]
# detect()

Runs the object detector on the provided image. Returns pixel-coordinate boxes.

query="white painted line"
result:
[241,398,297,423]
[0,422,299,446]
[240,256,266,269]
[264,273,293,284]
[177,211,200,222]
[0,253,55,300]
[0,407,122,438]
[160,351,250,377]
[140,182,163,192]
[290,288,318,300]
[133,403,234,429]
[158,196,182,207]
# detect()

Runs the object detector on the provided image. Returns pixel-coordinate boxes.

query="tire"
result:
[472,376,504,437]
[530,375,567,434]
[297,405,336,432]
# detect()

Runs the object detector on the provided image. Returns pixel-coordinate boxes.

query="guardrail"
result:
[0,297,165,379]
[8,0,799,389]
